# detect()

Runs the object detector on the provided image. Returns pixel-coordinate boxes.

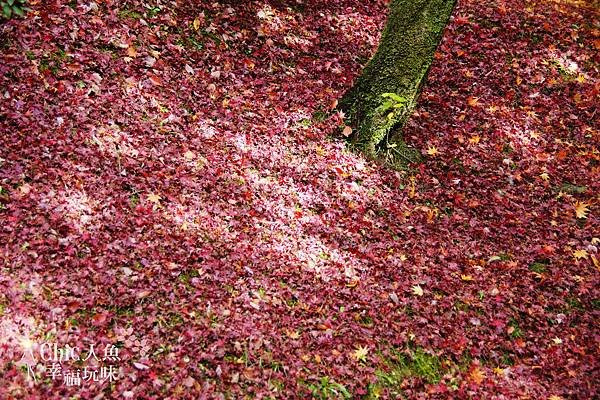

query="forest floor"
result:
[0,0,598,398]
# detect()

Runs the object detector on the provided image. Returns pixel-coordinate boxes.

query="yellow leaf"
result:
[461,274,474,282]
[184,150,195,160]
[573,249,588,260]
[147,193,161,204]
[315,146,325,156]
[539,172,550,181]
[399,254,408,262]
[493,366,506,376]
[516,76,522,85]
[193,17,201,31]
[288,331,300,340]
[574,201,590,219]
[468,135,480,144]
[427,146,439,156]
[352,345,369,362]
[576,74,585,83]
[548,396,563,400]
[551,337,562,345]
[408,176,416,198]
[411,285,424,296]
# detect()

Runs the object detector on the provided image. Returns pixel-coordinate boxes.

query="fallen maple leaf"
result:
[467,96,479,107]
[426,146,439,156]
[572,249,588,260]
[346,277,360,288]
[574,201,590,219]
[193,17,201,31]
[411,285,424,296]
[352,345,369,362]
[551,337,562,345]
[127,46,137,58]
[148,75,162,86]
[468,135,480,144]
[548,396,563,400]
[19,183,32,195]
[470,367,485,384]
[342,126,353,137]
[286,330,300,339]
[460,274,474,282]
[184,150,195,160]
[147,193,161,204]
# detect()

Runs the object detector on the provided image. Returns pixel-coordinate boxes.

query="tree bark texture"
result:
[339,0,456,164]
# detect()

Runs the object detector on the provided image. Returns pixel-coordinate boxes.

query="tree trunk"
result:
[339,0,456,165]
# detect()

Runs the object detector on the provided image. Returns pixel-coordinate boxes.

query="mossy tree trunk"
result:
[339,0,456,164]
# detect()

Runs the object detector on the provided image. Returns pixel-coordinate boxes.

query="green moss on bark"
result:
[340,0,456,165]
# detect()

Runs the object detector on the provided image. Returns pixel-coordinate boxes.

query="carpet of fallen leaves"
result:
[1,0,598,398]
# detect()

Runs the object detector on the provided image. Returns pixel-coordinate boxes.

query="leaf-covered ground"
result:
[0,0,598,398]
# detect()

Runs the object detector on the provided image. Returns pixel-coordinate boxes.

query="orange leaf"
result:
[467,96,479,107]
[149,75,162,86]
[346,278,360,288]
[470,367,485,384]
